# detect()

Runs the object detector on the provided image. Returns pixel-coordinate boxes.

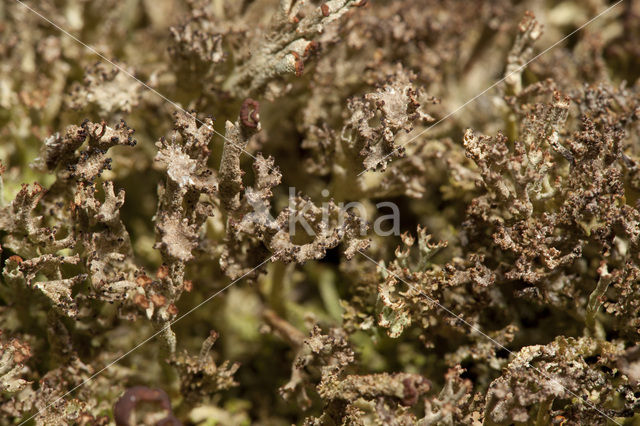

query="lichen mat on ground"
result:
[1,0,639,425]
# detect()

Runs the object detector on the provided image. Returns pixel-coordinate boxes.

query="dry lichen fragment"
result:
[485,337,634,424]
[169,0,366,100]
[218,104,369,279]
[505,11,543,95]
[72,181,139,303]
[317,371,431,405]
[1,118,151,323]
[277,324,432,423]
[154,111,217,264]
[463,92,582,284]
[168,330,240,403]
[150,111,220,350]
[0,183,74,257]
[221,0,366,97]
[419,365,479,425]
[373,227,495,343]
[376,277,412,338]
[3,314,117,425]
[266,196,370,263]
[170,13,226,66]
[2,252,85,318]
[67,61,143,115]
[218,102,261,213]
[343,65,436,173]
[0,332,31,394]
[464,83,640,326]
[33,119,137,183]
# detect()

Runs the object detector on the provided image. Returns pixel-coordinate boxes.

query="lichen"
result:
[1,1,640,425]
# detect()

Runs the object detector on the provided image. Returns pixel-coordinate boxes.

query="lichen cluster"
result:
[1,0,640,425]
